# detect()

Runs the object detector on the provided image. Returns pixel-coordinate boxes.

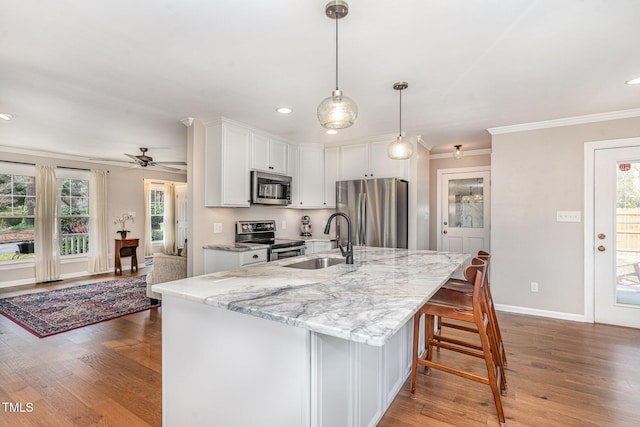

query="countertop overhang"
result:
[153,247,468,346]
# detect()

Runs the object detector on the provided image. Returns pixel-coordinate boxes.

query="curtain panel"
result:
[88,169,109,273]
[164,182,176,254]
[34,165,59,283]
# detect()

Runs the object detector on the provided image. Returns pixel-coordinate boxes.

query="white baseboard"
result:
[495,304,586,323]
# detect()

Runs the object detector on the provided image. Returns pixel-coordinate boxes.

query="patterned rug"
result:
[0,275,160,338]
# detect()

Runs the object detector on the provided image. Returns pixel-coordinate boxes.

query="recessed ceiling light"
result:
[0,113,13,121]
[276,107,292,114]
[626,77,640,85]
[326,129,338,135]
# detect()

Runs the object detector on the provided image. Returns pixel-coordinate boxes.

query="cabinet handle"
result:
[269,166,273,169]
[253,254,259,259]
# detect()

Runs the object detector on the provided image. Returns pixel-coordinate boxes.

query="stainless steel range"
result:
[236,220,306,261]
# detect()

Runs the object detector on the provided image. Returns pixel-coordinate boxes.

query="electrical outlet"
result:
[213,223,222,233]
[281,220,287,230]
[531,282,539,293]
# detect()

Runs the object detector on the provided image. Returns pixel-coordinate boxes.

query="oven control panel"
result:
[236,220,276,235]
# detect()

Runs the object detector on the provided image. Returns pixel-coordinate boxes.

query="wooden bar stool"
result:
[438,251,508,369]
[411,259,507,426]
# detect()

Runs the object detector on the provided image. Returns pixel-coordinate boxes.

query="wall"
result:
[0,148,186,287]
[428,153,491,250]
[490,115,640,318]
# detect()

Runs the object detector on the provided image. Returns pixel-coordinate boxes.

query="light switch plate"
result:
[213,223,222,233]
[556,211,581,222]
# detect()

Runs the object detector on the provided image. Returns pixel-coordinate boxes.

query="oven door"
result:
[269,245,306,261]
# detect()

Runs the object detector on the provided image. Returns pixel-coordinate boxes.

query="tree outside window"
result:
[58,178,89,255]
[0,174,36,261]
[151,189,165,242]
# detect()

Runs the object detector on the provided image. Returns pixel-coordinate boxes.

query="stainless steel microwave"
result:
[250,171,292,206]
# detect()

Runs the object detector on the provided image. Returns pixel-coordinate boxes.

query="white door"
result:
[594,146,640,328]
[437,168,491,254]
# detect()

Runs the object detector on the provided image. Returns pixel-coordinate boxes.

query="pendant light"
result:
[317,1,358,129]
[387,82,413,160]
[453,144,463,160]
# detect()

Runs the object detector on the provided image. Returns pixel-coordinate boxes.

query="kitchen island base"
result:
[162,294,416,427]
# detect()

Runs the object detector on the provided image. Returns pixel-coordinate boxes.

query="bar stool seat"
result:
[438,250,508,369]
[411,258,507,426]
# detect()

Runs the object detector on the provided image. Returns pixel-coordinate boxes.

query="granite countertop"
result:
[153,247,468,346]
[202,242,269,251]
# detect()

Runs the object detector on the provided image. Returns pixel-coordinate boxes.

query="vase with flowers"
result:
[114,213,135,239]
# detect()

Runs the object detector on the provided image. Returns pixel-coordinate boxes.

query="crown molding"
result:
[430,148,492,160]
[487,108,640,135]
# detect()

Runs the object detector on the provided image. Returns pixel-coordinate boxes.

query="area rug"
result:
[0,276,160,338]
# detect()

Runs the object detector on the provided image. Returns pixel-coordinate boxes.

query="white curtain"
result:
[35,165,59,283]
[163,182,176,254]
[143,179,153,257]
[88,169,109,273]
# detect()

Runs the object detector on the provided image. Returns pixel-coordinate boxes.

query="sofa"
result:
[146,253,187,302]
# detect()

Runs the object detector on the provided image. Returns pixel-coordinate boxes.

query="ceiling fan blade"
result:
[154,161,187,165]
[124,153,141,162]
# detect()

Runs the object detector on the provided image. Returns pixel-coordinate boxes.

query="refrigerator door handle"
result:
[360,192,367,246]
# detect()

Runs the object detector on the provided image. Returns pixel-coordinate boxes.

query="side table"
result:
[115,238,139,274]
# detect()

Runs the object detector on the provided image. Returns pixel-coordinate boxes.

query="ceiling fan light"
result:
[0,113,13,121]
[388,135,413,160]
[317,89,358,129]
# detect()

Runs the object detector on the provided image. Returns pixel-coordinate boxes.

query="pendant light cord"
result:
[335,15,339,90]
[398,88,403,137]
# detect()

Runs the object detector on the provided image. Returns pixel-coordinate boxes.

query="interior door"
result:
[438,169,491,254]
[594,146,640,328]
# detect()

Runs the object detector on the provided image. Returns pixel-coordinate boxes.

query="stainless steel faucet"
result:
[324,212,354,264]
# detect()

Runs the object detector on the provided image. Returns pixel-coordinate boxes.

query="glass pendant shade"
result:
[453,145,463,160]
[317,89,358,129]
[388,135,413,160]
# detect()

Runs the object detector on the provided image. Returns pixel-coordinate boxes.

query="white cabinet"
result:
[204,248,268,274]
[324,146,340,208]
[293,145,339,209]
[340,141,409,181]
[205,121,251,207]
[340,143,369,180]
[297,145,325,208]
[251,131,288,175]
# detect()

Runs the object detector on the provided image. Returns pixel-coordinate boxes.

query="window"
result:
[0,173,36,261]
[58,178,89,255]
[150,188,165,242]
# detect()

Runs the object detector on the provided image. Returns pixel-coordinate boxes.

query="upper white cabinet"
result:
[297,145,325,208]
[205,120,251,207]
[251,131,288,175]
[340,141,409,181]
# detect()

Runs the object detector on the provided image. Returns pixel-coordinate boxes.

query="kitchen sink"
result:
[283,257,345,270]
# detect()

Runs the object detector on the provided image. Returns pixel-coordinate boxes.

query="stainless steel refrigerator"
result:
[335,178,408,248]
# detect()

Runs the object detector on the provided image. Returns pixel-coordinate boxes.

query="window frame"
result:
[150,184,165,244]
[0,163,36,264]
[57,169,90,257]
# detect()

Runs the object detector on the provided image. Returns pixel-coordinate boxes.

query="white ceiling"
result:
[1,0,639,166]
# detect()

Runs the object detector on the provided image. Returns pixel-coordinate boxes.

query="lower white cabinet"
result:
[204,248,268,274]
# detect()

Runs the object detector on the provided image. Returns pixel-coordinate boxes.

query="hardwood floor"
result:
[1,273,640,426]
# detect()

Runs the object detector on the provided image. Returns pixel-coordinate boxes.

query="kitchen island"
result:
[153,247,467,427]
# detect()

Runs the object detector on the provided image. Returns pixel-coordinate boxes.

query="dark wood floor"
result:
[1,272,640,426]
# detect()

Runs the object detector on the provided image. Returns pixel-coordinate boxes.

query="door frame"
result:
[436,166,491,251]
[584,136,640,323]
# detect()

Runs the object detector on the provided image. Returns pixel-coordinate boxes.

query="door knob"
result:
[597,245,606,252]
[597,233,606,240]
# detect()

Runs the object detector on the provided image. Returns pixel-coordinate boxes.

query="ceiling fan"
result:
[123,147,187,171]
